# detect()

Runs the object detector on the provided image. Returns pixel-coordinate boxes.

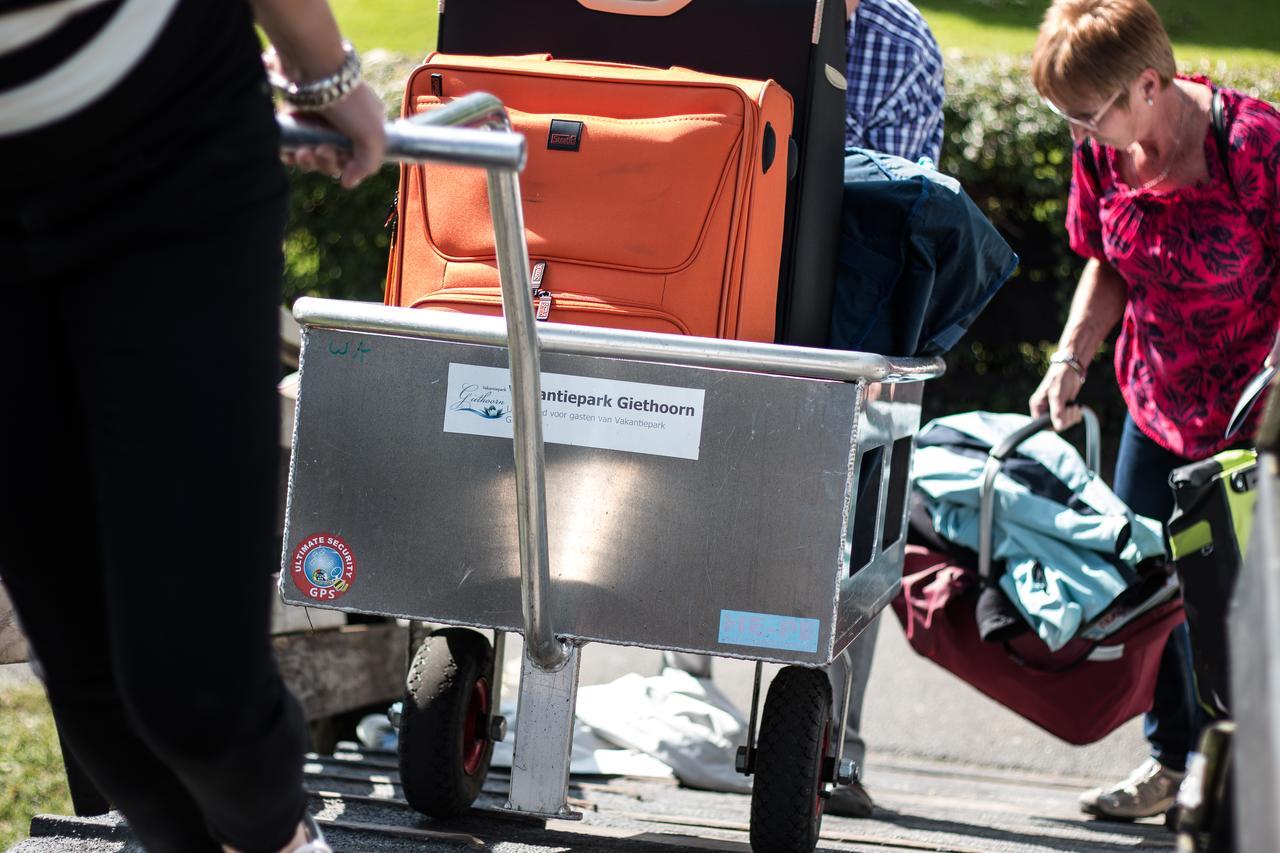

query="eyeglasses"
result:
[1044,89,1124,133]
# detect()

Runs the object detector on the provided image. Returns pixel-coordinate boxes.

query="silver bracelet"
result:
[1048,348,1087,383]
[265,41,362,111]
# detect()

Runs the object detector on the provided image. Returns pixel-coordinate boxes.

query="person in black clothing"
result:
[0,1,384,850]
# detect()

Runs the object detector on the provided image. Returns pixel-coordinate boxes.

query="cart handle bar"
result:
[277,92,526,171]
[293,298,947,385]
[284,93,568,672]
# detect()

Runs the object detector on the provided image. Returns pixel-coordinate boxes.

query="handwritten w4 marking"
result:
[328,339,373,363]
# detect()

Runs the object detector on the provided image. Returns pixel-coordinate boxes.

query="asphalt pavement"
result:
[8,615,1162,852]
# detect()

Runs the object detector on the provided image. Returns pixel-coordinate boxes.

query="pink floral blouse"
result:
[1067,77,1280,459]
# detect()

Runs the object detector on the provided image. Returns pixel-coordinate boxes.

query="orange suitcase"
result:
[386,52,793,342]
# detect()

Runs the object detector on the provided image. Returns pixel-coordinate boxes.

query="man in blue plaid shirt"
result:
[845,0,945,163]
[824,0,945,821]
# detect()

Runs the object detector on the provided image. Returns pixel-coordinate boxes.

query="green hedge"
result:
[939,56,1280,358]
[283,54,1279,465]
[281,51,409,306]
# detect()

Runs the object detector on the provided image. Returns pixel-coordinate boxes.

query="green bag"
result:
[1167,449,1258,718]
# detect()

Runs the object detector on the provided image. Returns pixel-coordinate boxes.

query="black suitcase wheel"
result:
[749,665,833,853]
[398,628,495,818]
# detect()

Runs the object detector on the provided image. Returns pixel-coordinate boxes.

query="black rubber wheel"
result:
[749,665,833,853]
[398,628,495,818]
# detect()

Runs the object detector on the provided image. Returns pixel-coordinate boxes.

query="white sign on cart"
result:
[442,363,707,460]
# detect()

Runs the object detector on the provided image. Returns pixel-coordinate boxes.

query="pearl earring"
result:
[1146,97,1154,106]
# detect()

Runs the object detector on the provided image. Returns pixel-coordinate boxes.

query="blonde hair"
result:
[1031,0,1176,111]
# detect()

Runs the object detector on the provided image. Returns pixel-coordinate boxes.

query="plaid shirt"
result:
[845,0,945,163]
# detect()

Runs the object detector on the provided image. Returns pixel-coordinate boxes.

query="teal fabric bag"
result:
[913,412,1166,650]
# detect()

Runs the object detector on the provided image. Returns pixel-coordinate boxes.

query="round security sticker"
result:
[290,534,357,602]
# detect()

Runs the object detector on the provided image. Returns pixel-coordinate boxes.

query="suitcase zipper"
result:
[534,291,553,321]
[384,189,399,247]
[530,261,552,320]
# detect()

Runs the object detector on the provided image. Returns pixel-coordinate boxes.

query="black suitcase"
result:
[437,0,848,347]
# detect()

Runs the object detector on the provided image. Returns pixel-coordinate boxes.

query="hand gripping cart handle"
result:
[279,95,945,850]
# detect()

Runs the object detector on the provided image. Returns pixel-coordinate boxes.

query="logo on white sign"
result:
[442,363,705,460]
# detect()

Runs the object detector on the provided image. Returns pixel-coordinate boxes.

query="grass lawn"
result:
[331,0,437,59]
[0,685,70,851]
[919,0,1280,69]
[332,0,1279,69]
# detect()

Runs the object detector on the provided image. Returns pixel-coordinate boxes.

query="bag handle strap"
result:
[1212,87,1230,177]
[1078,138,1102,189]
[977,408,1101,582]
[1003,638,1123,673]
[1210,86,1239,203]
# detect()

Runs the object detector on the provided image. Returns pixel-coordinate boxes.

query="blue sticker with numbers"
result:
[718,609,820,653]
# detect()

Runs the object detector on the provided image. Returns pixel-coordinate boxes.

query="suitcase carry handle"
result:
[576,0,693,17]
[977,407,1101,583]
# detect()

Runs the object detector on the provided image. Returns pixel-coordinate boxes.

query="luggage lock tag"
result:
[530,261,552,321]
[536,292,553,321]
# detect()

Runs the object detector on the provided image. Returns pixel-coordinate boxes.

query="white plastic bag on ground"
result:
[488,698,675,780]
[574,668,751,793]
[488,668,751,793]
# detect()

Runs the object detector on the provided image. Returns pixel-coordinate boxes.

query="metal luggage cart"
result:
[279,94,944,853]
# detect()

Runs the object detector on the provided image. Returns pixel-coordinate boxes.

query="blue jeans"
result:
[1112,416,1205,772]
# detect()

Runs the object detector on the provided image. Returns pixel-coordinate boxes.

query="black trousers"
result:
[1112,415,1209,773]
[1,145,307,851]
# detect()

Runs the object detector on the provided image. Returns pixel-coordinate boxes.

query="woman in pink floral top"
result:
[1029,0,1280,824]
[1064,81,1280,458]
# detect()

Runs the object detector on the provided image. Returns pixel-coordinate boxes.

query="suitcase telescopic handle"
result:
[576,0,693,16]
[977,407,1101,581]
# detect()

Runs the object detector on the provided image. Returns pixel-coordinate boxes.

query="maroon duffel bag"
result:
[892,545,1186,746]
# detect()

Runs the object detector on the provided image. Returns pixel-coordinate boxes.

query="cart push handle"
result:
[977,407,1101,581]
[282,94,570,672]
[277,92,526,170]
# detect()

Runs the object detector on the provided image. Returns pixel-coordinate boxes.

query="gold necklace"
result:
[1135,90,1188,191]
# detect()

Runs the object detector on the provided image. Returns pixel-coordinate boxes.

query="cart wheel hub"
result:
[461,676,491,776]
[815,723,831,819]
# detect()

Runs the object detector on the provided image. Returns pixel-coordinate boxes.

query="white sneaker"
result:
[1079,758,1185,820]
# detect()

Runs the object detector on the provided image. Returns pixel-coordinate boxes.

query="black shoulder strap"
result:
[1079,138,1101,188]
[1212,86,1233,191]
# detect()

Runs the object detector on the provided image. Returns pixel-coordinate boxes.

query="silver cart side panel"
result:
[1231,450,1280,852]
[281,327,917,666]
[833,380,922,653]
